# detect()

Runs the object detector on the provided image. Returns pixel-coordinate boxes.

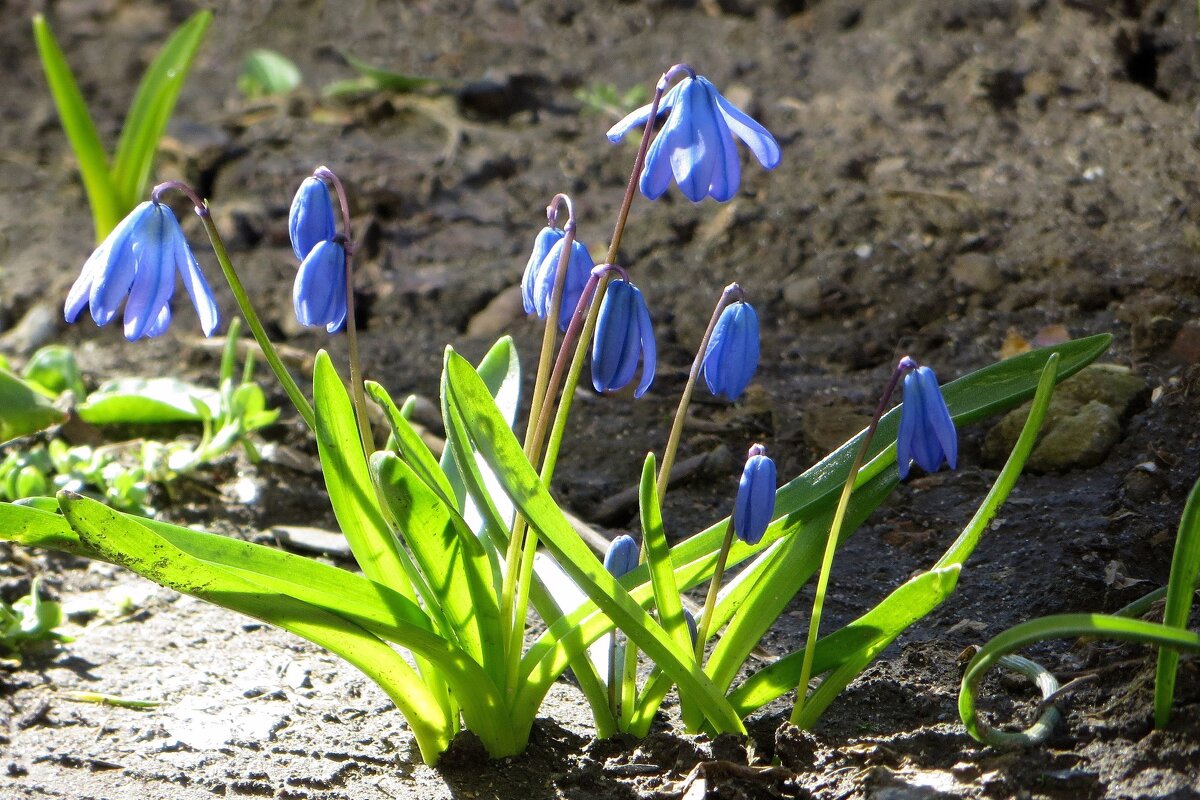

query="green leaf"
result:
[0,368,67,442]
[110,10,212,211]
[31,14,121,240]
[1154,473,1200,727]
[961,614,1200,748]
[238,49,302,97]
[22,345,86,398]
[55,492,461,764]
[371,452,505,685]
[366,381,456,503]
[77,377,220,424]
[444,349,745,734]
[336,53,436,94]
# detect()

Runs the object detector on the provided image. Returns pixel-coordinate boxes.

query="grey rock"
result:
[950,252,1003,293]
[0,304,58,355]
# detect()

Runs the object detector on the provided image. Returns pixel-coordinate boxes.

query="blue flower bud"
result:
[65,201,220,340]
[293,239,348,333]
[702,301,760,401]
[592,279,656,398]
[608,74,781,203]
[526,235,594,332]
[896,365,957,479]
[288,177,337,261]
[734,444,776,545]
[521,226,565,315]
[603,534,639,578]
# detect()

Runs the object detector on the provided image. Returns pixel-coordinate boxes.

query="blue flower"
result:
[592,279,656,397]
[289,177,337,261]
[522,230,594,331]
[65,201,220,340]
[608,75,781,203]
[603,534,639,578]
[293,239,347,333]
[734,444,776,545]
[896,365,957,479]
[702,301,760,401]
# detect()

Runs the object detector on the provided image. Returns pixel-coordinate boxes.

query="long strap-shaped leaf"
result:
[1154,473,1200,727]
[444,349,745,733]
[32,14,121,240]
[55,493,458,764]
[372,452,505,687]
[110,10,212,210]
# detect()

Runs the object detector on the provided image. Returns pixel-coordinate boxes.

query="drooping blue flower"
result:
[608,74,782,203]
[65,201,220,340]
[603,534,639,578]
[702,301,760,401]
[733,444,776,545]
[523,233,594,331]
[592,279,656,397]
[293,239,347,333]
[896,365,957,479]
[289,177,337,261]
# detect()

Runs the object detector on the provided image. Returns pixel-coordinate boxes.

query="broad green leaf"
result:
[56,492,464,764]
[961,614,1200,747]
[366,381,456,503]
[444,349,745,733]
[111,10,212,211]
[77,377,220,424]
[31,14,121,240]
[22,345,86,398]
[238,48,302,97]
[1154,473,1200,727]
[0,368,67,442]
[372,452,505,684]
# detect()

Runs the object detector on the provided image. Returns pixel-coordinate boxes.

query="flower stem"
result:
[693,517,736,662]
[154,181,316,432]
[790,359,913,725]
[655,283,743,503]
[315,166,374,456]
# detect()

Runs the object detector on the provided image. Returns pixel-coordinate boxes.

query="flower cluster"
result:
[288,177,347,333]
[65,201,219,340]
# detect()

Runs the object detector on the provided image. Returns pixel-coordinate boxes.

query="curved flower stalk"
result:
[608,68,781,202]
[65,200,220,340]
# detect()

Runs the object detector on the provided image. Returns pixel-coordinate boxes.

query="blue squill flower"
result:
[523,232,594,331]
[65,201,220,340]
[603,534,639,578]
[896,365,957,479]
[592,278,656,397]
[607,73,781,203]
[734,444,776,545]
[289,177,337,261]
[702,301,760,401]
[293,239,347,333]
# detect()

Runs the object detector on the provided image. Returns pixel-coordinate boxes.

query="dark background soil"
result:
[3,0,1200,797]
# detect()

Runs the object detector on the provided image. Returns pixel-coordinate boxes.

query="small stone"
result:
[271,526,352,558]
[950,253,1003,293]
[802,398,871,453]
[0,304,58,355]
[1168,320,1200,364]
[782,274,824,315]
[466,285,524,338]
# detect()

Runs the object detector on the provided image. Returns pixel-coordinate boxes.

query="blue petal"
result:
[705,90,741,203]
[669,79,719,202]
[557,240,594,331]
[640,82,696,200]
[522,227,563,316]
[735,454,776,545]
[141,304,172,339]
[123,207,176,340]
[606,78,687,143]
[710,79,782,170]
[325,271,348,333]
[703,302,759,400]
[169,211,220,336]
[293,240,346,327]
[88,202,155,326]
[289,177,337,261]
[592,280,639,392]
[917,367,957,470]
[634,285,656,398]
[896,370,921,479]
[66,207,140,323]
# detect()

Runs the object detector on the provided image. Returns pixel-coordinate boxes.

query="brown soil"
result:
[2,0,1200,798]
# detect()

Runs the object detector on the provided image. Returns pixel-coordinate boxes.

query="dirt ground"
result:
[3,0,1200,797]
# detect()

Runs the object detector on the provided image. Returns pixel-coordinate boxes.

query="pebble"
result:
[271,526,352,558]
[950,252,1003,293]
[983,364,1146,471]
[0,304,58,355]
[465,284,525,338]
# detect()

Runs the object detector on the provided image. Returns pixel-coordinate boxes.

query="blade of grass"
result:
[1154,473,1200,727]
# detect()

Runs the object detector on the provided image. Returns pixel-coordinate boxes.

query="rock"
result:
[983,364,1146,471]
[271,526,352,558]
[405,394,445,437]
[802,398,870,453]
[1168,320,1200,364]
[0,304,58,355]
[783,274,824,315]
[466,284,525,338]
[950,252,1003,293]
